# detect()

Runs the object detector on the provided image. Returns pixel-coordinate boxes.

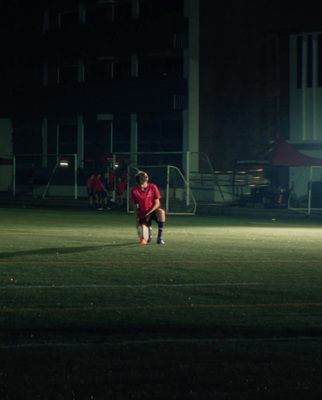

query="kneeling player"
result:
[131,171,166,244]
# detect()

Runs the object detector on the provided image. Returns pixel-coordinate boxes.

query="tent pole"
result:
[307,167,313,216]
[232,161,237,201]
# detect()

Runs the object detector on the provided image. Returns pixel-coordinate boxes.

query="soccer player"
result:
[101,172,111,210]
[87,173,95,208]
[131,171,166,245]
[94,173,103,210]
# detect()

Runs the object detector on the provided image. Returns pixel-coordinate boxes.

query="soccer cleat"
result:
[157,237,164,245]
[140,238,147,245]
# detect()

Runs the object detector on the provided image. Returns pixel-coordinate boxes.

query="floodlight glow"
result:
[59,158,69,168]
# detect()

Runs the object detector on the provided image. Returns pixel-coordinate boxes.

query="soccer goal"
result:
[289,165,322,215]
[127,165,197,215]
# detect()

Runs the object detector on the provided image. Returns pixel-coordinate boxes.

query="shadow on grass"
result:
[1,325,322,347]
[0,242,137,259]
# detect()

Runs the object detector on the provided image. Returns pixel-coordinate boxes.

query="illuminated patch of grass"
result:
[0,207,322,398]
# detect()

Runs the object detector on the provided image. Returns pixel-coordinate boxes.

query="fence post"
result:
[186,151,190,206]
[307,167,313,216]
[166,165,170,212]
[74,154,78,200]
[12,155,16,197]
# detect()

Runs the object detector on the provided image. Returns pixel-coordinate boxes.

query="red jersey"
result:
[87,177,95,192]
[109,172,115,189]
[116,181,126,195]
[131,183,161,218]
[94,177,102,192]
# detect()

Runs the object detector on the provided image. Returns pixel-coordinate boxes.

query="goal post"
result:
[288,166,322,216]
[11,153,78,198]
[127,165,197,215]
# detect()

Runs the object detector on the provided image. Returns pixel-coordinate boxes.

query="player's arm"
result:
[146,198,160,217]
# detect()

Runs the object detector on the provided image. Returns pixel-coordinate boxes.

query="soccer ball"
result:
[137,224,150,241]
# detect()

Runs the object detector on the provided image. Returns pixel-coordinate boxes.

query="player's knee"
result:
[158,208,166,221]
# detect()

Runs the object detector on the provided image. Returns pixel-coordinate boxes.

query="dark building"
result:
[199,1,291,171]
[1,0,293,199]
[3,0,200,183]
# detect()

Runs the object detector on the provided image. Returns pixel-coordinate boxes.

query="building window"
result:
[139,0,184,19]
[297,36,302,89]
[85,3,114,24]
[98,58,114,80]
[115,1,131,21]
[58,10,79,28]
[86,57,133,82]
[138,116,183,153]
[43,9,49,32]
[307,35,313,88]
[58,66,79,85]
[114,58,131,80]
[84,121,113,160]
[173,33,187,49]
[318,34,322,87]
[43,64,48,86]
[270,36,278,79]
[86,59,114,82]
[297,35,315,88]
[138,55,183,79]
[113,118,130,152]
[58,124,77,155]
[173,94,187,110]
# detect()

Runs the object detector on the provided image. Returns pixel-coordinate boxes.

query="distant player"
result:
[131,171,166,245]
[94,173,103,210]
[116,177,126,207]
[87,173,95,208]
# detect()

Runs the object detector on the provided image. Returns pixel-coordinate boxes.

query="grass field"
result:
[1,205,322,399]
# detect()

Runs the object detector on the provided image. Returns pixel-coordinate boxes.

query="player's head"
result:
[136,171,149,185]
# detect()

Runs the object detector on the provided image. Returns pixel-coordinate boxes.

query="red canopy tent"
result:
[238,138,322,167]
[235,139,322,214]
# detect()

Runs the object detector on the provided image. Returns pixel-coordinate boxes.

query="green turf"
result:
[0,206,322,399]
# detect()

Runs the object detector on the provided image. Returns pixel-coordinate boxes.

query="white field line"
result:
[1,260,322,265]
[1,336,322,350]
[0,282,263,290]
[2,302,322,313]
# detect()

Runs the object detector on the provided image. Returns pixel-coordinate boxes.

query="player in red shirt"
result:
[116,177,126,207]
[94,173,103,209]
[87,173,95,208]
[131,171,166,245]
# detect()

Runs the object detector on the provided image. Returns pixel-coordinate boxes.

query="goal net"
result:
[127,165,197,215]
